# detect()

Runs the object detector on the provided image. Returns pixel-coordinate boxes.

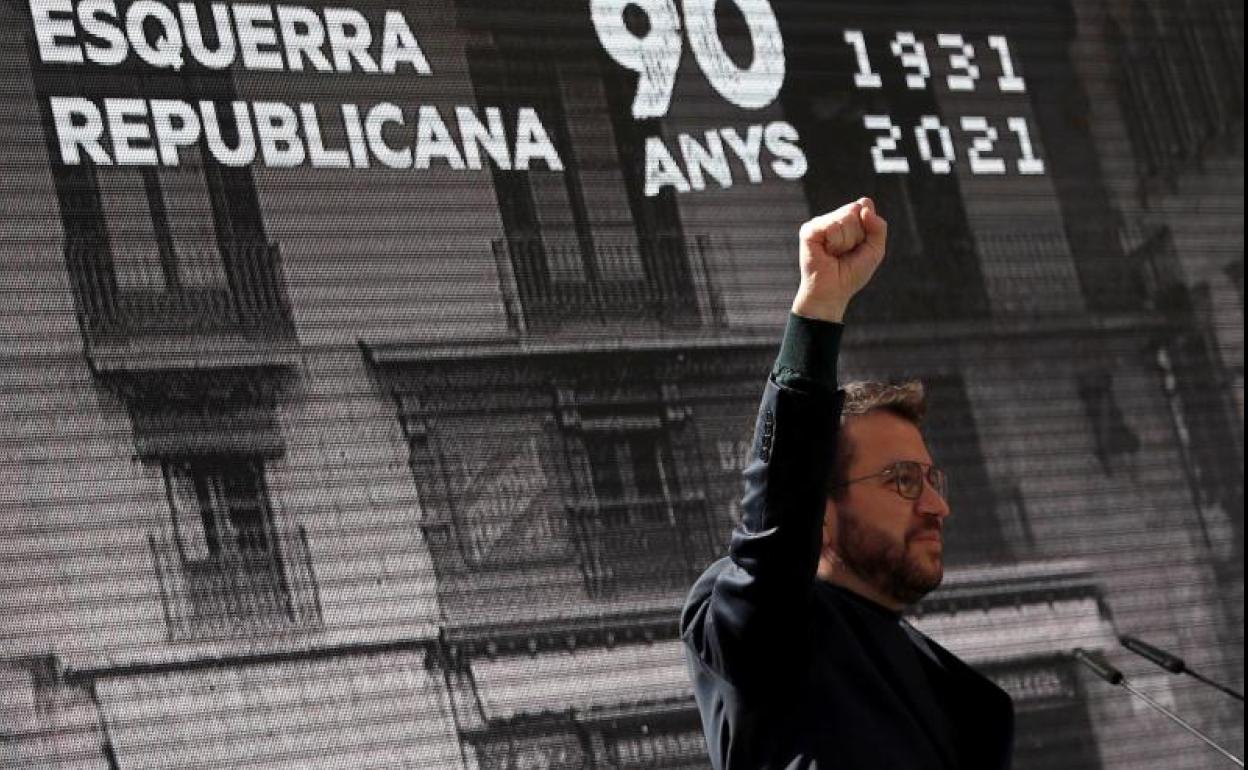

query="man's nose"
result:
[916,482,951,520]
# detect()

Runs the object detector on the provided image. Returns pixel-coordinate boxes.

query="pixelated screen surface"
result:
[0,0,1242,767]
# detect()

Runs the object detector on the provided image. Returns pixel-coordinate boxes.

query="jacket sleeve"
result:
[682,316,845,689]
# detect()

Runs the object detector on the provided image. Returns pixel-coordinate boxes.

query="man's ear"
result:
[818,496,840,580]
[822,496,839,553]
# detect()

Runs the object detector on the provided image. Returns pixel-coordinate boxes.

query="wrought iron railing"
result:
[66,238,290,340]
[149,525,322,641]
[1111,9,1242,189]
[226,240,289,326]
[492,233,725,332]
[568,494,716,599]
[970,229,1082,315]
[1131,225,1187,313]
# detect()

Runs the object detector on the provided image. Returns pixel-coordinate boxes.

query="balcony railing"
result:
[492,233,725,333]
[149,525,322,641]
[971,229,1084,316]
[67,238,291,341]
[568,494,717,599]
[1131,225,1189,314]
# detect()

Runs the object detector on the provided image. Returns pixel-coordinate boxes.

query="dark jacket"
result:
[681,376,1014,769]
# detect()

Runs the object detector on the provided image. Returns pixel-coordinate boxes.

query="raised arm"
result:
[791,197,888,322]
[681,198,888,685]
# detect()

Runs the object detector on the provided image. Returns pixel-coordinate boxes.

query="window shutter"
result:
[167,463,210,561]
[161,144,228,288]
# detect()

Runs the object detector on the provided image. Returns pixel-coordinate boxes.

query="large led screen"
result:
[1,0,1243,768]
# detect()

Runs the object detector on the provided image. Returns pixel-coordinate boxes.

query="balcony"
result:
[148,525,322,641]
[67,238,291,344]
[492,233,725,333]
[568,495,717,599]
[911,559,1114,665]
[1131,225,1189,315]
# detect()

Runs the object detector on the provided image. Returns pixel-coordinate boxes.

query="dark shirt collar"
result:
[819,579,905,621]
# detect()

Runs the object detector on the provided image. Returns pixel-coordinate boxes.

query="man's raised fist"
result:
[792,198,888,323]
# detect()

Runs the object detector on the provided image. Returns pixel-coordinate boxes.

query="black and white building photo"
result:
[0,0,1242,767]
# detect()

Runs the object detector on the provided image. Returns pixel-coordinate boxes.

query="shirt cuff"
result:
[771,313,843,393]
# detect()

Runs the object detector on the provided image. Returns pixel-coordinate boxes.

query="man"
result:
[681,199,1014,769]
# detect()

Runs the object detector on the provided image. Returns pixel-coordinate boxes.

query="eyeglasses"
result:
[834,460,948,501]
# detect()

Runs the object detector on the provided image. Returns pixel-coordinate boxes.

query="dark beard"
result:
[837,507,943,605]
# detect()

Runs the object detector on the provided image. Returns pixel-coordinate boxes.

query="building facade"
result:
[0,0,1241,768]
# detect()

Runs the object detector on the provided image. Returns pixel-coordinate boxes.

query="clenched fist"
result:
[792,197,888,323]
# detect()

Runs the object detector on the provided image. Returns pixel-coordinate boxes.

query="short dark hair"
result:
[829,380,927,498]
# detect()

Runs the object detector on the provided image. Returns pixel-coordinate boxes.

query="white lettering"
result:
[456,106,510,170]
[644,136,690,196]
[720,124,764,183]
[150,98,201,165]
[1007,116,1045,174]
[179,2,235,69]
[914,115,955,173]
[890,31,929,90]
[988,35,1026,92]
[367,103,412,168]
[45,97,571,176]
[233,4,284,70]
[301,102,350,167]
[29,4,434,74]
[414,105,464,169]
[679,130,732,191]
[50,97,109,164]
[590,0,682,119]
[127,1,184,69]
[937,33,979,92]
[843,29,881,89]
[379,9,430,73]
[201,100,256,166]
[764,120,806,179]
[253,100,304,166]
[863,114,909,173]
[340,103,370,167]
[80,0,127,66]
[277,5,332,72]
[324,8,377,73]
[31,0,82,64]
[513,107,561,171]
[961,116,1004,174]
[683,0,784,110]
[105,98,157,164]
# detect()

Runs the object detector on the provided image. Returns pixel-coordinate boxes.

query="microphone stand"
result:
[1185,669,1247,703]
[1121,635,1244,703]
[1075,649,1244,768]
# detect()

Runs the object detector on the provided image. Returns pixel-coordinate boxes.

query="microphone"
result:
[1075,647,1123,684]
[1074,649,1244,767]
[1121,635,1245,702]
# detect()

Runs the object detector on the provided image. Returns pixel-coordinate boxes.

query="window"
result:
[473,724,585,770]
[988,658,1104,770]
[606,715,709,767]
[1077,372,1141,475]
[30,44,285,340]
[567,410,716,598]
[920,377,1010,564]
[467,33,702,330]
[167,458,273,562]
[103,145,227,295]
[149,457,320,639]
[1111,0,1244,189]
[1156,336,1244,566]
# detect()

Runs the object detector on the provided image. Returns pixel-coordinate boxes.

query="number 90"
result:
[591,0,786,119]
